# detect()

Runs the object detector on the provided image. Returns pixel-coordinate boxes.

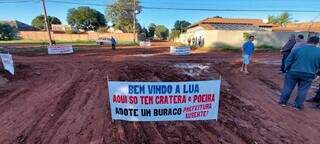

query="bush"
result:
[256,44,279,50]
[173,42,186,47]
[243,32,251,41]
[0,23,17,40]
[97,27,109,33]
[214,42,240,51]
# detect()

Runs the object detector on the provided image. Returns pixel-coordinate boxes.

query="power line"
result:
[0,0,36,3]
[142,6,320,13]
[2,0,320,13]
[46,0,107,6]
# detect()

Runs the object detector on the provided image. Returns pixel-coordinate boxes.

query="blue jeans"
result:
[280,71,315,108]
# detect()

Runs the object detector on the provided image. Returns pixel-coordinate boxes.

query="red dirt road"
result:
[0,42,319,144]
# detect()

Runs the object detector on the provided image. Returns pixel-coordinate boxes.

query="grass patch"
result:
[256,44,280,51]
[0,39,137,46]
[212,43,280,52]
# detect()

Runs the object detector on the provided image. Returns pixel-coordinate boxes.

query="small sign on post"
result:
[107,80,221,122]
[170,46,191,55]
[0,53,14,75]
[48,45,74,55]
[139,41,151,48]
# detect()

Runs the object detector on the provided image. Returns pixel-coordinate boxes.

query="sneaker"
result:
[293,106,302,111]
[278,101,286,107]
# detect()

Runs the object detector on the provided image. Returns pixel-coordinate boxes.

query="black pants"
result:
[281,53,289,73]
[112,44,116,50]
[314,84,320,101]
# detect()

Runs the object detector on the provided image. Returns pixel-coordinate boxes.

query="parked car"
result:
[96,38,112,45]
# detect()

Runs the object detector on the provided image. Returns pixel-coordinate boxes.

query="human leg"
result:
[294,76,314,108]
[279,73,297,105]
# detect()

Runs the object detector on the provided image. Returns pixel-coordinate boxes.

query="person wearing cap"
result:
[279,36,320,110]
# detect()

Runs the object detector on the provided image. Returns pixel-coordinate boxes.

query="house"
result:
[0,20,35,31]
[187,18,278,32]
[177,17,305,48]
[272,22,320,37]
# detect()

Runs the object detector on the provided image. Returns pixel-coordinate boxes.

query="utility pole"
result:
[41,0,53,45]
[133,0,136,43]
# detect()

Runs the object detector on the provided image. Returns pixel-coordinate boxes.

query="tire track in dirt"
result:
[1,47,319,144]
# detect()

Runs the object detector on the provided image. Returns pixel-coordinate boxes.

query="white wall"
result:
[177,29,309,49]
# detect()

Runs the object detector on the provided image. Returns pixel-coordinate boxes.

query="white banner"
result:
[170,46,191,55]
[0,53,14,75]
[139,41,151,47]
[48,45,73,55]
[108,80,221,121]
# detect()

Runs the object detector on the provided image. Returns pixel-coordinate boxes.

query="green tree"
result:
[31,15,61,30]
[106,0,141,33]
[267,12,292,26]
[170,20,191,40]
[278,12,292,26]
[155,25,169,40]
[169,29,180,40]
[267,16,278,24]
[0,23,17,40]
[148,23,156,38]
[140,27,149,38]
[67,6,106,31]
[173,20,191,33]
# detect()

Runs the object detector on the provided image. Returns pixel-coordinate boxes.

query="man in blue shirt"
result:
[111,36,116,50]
[240,35,255,74]
[279,36,320,110]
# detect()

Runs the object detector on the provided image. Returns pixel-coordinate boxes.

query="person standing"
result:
[187,38,191,46]
[306,72,320,109]
[293,34,306,49]
[240,35,255,74]
[198,36,202,47]
[192,37,195,46]
[111,36,116,50]
[280,35,296,73]
[279,36,320,110]
[306,83,320,107]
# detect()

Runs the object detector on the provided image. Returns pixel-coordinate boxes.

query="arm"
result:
[284,48,297,71]
[242,43,246,52]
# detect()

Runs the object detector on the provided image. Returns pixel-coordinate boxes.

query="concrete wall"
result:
[19,31,136,42]
[178,30,310,49]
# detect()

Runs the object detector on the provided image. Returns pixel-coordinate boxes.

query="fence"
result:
[19,31,136,42]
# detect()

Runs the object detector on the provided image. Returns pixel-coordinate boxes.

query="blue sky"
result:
[1,0,320,29]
